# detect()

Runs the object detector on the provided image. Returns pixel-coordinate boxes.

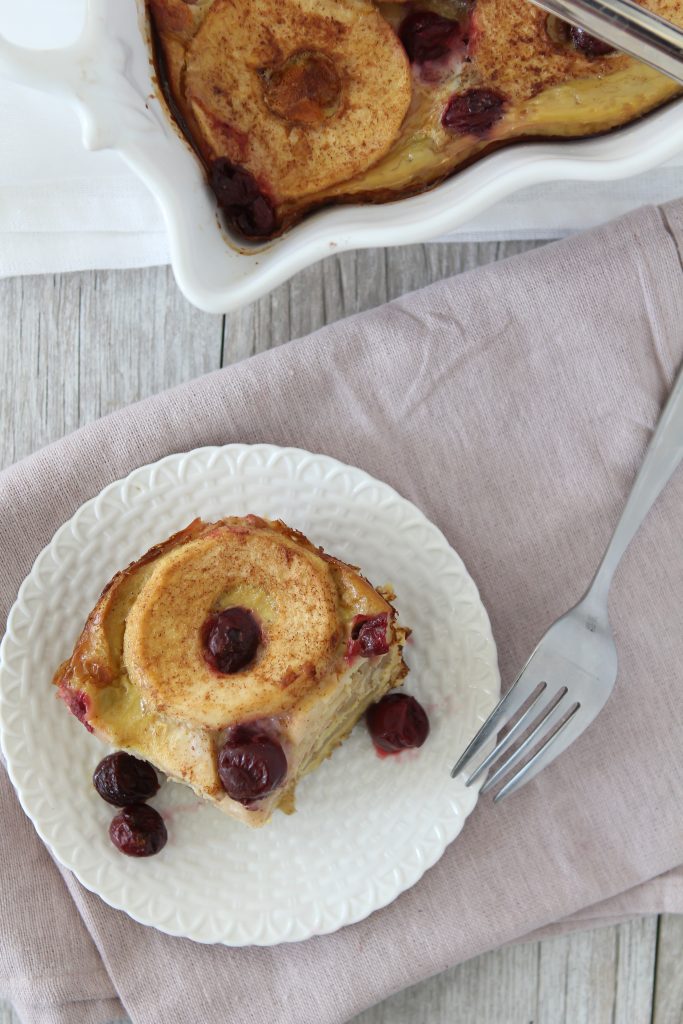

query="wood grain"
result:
[653,914,683,1024]
[351,918,658,1024]
[0,268,221,469]
[0,245,679,1024]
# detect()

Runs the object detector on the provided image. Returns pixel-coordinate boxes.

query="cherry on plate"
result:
[58,685,93,732]
[569,25,615,56]
[93,752,160,806]
[109,804,168,857]
[545,16,615,56]
[366,693,430,754]
[209,159,277,238]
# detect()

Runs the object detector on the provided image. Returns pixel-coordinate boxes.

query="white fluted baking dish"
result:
[1,0,682,313]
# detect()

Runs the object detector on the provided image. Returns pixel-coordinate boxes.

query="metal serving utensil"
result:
[452,360,683,801]
[528,0,683,86]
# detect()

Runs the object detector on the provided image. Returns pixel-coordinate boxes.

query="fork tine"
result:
[493,702,582,802]
[451,647,552,778]
[479,690,572,795]
[464,683,548,786]
[450,682,539,778]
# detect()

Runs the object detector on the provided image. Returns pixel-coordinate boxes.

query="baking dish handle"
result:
[0,36,81,97]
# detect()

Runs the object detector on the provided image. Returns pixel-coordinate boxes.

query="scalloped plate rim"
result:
[0,443,500,946]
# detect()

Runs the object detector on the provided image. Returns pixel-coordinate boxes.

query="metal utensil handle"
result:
[589,359,683,603]
[530,0,683,86]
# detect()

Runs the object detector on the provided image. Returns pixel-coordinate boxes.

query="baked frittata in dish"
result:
[145,0,683,239]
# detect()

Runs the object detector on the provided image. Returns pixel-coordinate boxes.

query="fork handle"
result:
[589,359,683,604]
[528,0,683,87]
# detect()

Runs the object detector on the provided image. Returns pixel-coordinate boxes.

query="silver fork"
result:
[451,360,683,801]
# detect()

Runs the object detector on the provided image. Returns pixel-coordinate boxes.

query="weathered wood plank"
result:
[0,266,222,470]
[653,914,683,1024]
[0,242,545,471]
[538,916,658,1024]
[0,273,80,469]
[0,912,665,1024]
[75,265,222,427]
[352,918,659,1024]
[613,916,659,1024]
[353,939,540,1024]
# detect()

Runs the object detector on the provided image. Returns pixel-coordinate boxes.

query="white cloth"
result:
[1,0,682,278]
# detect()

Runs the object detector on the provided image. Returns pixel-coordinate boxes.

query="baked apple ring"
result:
[149,0,411,231]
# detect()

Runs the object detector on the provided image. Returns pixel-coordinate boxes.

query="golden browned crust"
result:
[471,0,683,102]
[53,518,207,696]
[469,0,627,103]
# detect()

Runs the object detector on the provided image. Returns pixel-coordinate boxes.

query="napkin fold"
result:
[2,3,683,275]
[2,199,683,1024]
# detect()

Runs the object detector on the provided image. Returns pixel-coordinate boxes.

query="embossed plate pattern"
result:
[0,445,499,945]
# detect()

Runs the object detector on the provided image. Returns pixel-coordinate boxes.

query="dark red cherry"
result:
[58,686,94,733]
[210,158,260,207]
[217,731,287,804]
[399,10,461,64]
[442,88,506,136]
[93,752,160,807]
[348,614,389,659]
[569,25,615,56]
[234,194,277,237]
[109,804,167,857]
[366,693,430,754]
[203,607,261,674]
[209,159,277,238]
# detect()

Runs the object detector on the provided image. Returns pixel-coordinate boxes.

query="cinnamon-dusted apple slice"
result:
[178,0,411,235]
[326,0,681,206]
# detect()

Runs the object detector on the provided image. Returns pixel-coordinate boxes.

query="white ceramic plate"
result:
[0,445,499,946]
[1,0,683,313]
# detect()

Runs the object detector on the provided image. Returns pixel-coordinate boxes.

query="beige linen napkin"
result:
[1,200,683,1024]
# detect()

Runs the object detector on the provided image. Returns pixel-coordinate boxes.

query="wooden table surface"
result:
[1,242,681,1024]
